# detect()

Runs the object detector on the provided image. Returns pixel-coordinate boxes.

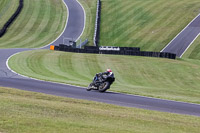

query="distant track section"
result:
[0,0,23,37]
[161,13,200,58]
[44,0,85,48]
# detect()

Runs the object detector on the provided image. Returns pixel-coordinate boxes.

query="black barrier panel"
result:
[166,52,175,59]
[99,50,106,54]
[141,51,152,57]
[75,49,80,53]
[0,0,24,37]
[78,49,86,53]
[54,46,59,50]
[170,53,176,59]
[59,44,72,49]
[142,52,146,56]
[149,52,154,57]
[120,47,140,52]
[73,48,79,53]
[85,49,99,54]
[84,46,99,50]
[101,50,113,55]
[120,51,125,55]
[131,52,137,56]
[124,51,128,55]
[112,51,120,55]
[68,48,75,52]
[58,46,63,51]
[59,46,72,51]
[59,44,65,49]
[159,52,165,58]
[151,52,159,57]
[54,46,176,59]
[164,53,170,58]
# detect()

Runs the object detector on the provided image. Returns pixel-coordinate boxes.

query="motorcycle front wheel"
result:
[86,83,93,91]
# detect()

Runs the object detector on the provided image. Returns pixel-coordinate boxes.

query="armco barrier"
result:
[84,46,99,50]
[0,0,23,37]
[93,0,101,46]
[51,45,176,59]
[120,47,140,52]
[54,46,59,50]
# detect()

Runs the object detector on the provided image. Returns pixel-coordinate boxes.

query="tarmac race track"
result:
[161,13,200,57]
[1,77,200,117]
[0,0,200,117]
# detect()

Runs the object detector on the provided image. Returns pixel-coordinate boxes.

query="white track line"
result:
[112,90,200,106]
[6,51,86,89]
[40,0,86,48]
[161,13,200,52]
[6,0,86,88]
[40,0,69,49]
[7,52,200,106]
[6,51,200,106]
[180,33,200,58]
[75,0,86,42]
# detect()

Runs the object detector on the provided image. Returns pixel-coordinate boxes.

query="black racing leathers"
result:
[101,71,114,80]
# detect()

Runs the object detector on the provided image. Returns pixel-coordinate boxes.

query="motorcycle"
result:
[87,73,115,92]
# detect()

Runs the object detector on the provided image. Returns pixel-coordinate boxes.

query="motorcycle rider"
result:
[96,69,114,82]
[87,69,115,92]
[102,69,114,80]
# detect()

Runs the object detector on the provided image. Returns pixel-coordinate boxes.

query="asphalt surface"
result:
[0,48,30,79]
[0,0,200,117]
[161,14,200,57]
[1,78,200,117]
[43,0,85,49]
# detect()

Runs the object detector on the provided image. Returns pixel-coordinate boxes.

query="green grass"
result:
[100,0,200,51]
[0,0,18,29]
[0,0,67,48]
[0,87,200,133]
[8,50,200,104]
[77,0,97,46]
[182,35,200,59]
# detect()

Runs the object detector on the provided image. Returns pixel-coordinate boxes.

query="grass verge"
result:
[100,0,200,51]
[0,0,67,48]
[77,0,97,46]
[0,0,18,29]
[0,87,200,133]
[8,50,200,104]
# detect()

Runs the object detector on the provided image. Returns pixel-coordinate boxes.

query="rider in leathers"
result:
[101,69,114,80]
[95,69,114,82]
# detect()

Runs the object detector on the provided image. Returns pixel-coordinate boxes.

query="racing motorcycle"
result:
[87,73,115,92]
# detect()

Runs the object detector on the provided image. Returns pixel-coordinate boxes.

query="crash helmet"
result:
[107,69,112,72]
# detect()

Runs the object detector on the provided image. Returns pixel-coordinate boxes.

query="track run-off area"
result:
[0,0,200,117]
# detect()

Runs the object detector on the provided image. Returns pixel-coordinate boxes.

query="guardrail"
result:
[93,0,101,46]
[0,0,23,37]
[50,45,176,59]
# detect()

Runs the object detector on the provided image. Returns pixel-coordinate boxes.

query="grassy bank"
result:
[8,50,200,104]
[0,0,67,48]
[77,0,97,46]
[0,0,18,29]
[100,0,200,51]
[0,87,200,133]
